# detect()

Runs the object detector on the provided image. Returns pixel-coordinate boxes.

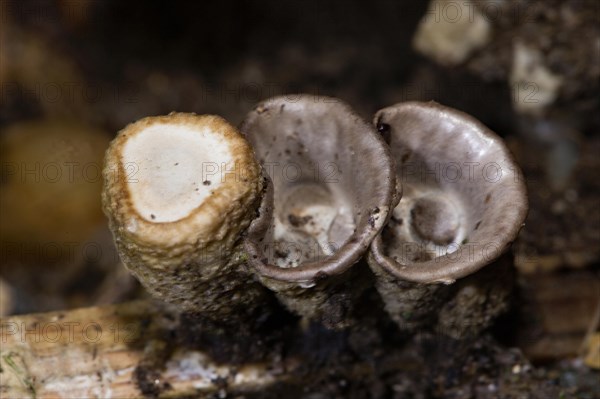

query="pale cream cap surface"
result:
[122,123,231,223]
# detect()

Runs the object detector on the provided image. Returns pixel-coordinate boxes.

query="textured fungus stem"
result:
[368,101,528,335]
[102,113,268,322]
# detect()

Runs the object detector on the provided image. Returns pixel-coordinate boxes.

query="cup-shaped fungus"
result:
[102,113,268,323]
[368,102,528,336]
[241,95,398,329]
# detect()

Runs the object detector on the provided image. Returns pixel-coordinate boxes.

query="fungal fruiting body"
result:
[102,113,267,321]
[241,95,398,329]
[102,101,527,336]
[368,102,528,336]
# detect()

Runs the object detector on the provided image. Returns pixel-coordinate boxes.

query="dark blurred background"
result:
[0,0,599,377]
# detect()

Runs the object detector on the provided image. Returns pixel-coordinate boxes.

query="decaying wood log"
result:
[0,300,296,398]
[3,272,599,399]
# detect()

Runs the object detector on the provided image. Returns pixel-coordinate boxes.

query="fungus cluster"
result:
[102,98,527,335]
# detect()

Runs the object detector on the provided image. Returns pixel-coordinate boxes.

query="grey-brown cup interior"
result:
[242,95,397,283]
[370,101,528,283]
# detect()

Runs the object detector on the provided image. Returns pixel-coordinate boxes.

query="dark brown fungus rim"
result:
[369,101,528,283]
